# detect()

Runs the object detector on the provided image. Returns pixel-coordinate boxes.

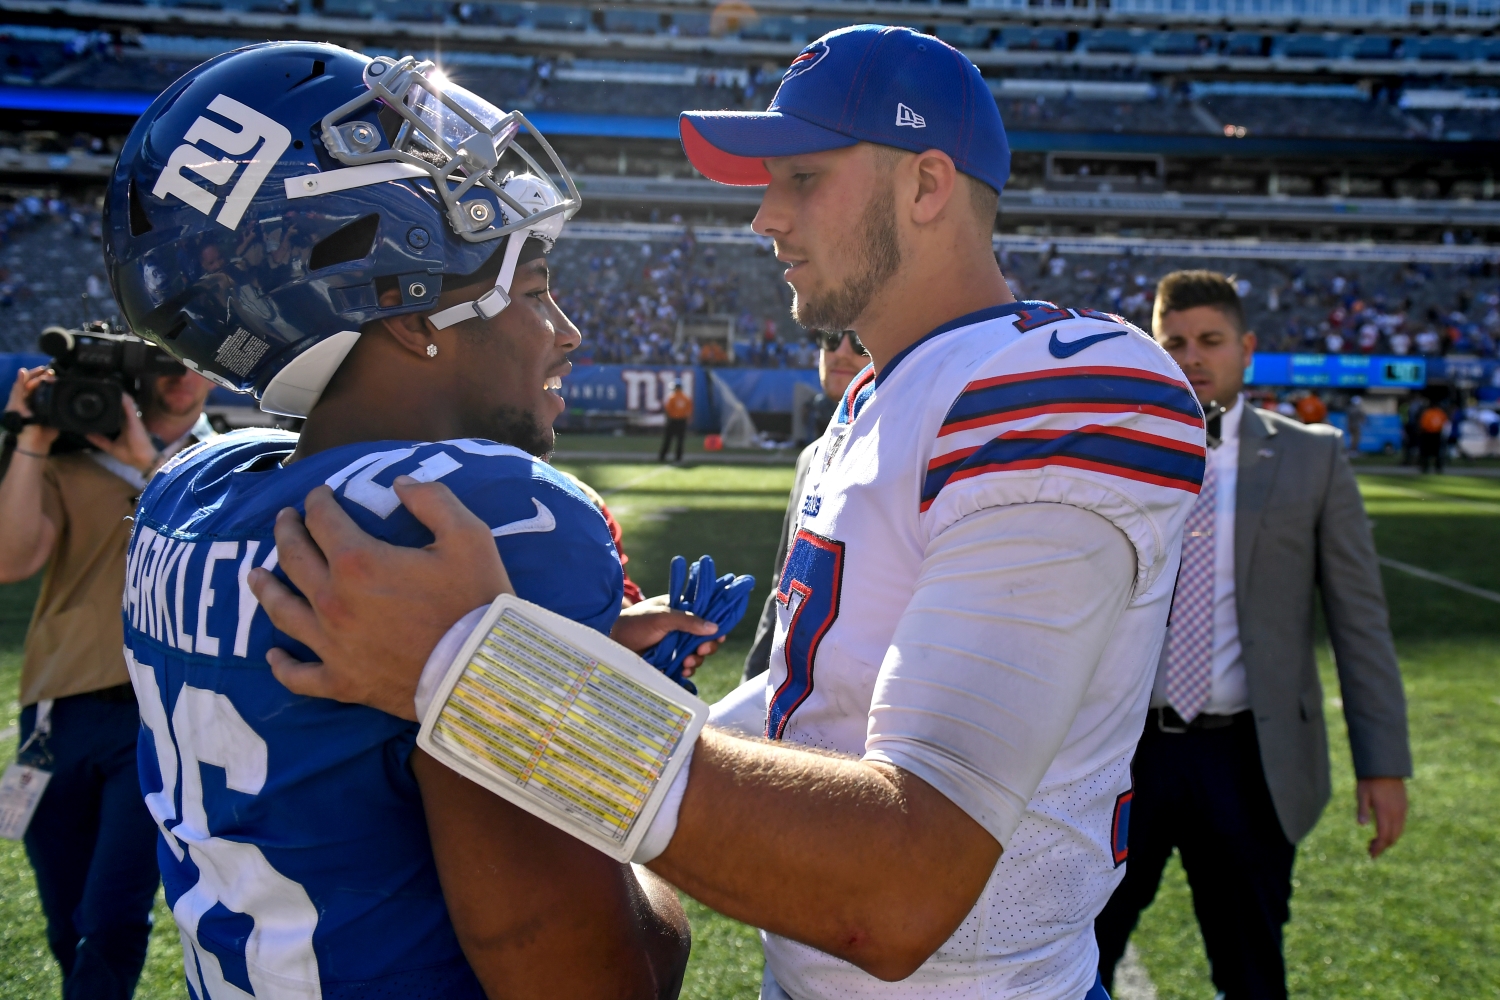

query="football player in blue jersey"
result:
[105,41,701,999]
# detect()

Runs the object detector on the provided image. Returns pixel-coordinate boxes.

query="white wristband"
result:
[414,595,709,863]
[415,605,489,721]
[629,738,694,864]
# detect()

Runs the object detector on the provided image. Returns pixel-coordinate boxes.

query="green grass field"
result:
[0,462,1494,999]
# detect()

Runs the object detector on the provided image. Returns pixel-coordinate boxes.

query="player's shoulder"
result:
[975,302,1185,383]
[928,302,1200,449]
[141,427,298,527]
[308,437,609,543]
[918,302,1206,594]
[143,431,605,545]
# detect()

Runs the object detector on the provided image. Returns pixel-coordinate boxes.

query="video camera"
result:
[7,322,186,438]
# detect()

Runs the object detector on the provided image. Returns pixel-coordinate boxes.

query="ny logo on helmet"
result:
[153,94,291,231]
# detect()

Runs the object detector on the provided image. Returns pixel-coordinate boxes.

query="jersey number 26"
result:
[128,654,322,1000]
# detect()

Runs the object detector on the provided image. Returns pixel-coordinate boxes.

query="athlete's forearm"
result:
[648,731,999,982]
[648,504,1137,980]
[0,446,56,582]
[412,750,690,1000]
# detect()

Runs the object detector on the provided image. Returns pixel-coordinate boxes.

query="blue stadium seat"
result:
[1279,35,1341,59]
[935,23,994,49]
[1351,35,1399,59]
[603,8,661,34]
[1416,36,1475,61]
[1153,32,1208,56]
[741,16,796,42]
[671,11,712,36]
[532,5,590,32]
[1084,30,1149,54]
[1225,33,1267,57]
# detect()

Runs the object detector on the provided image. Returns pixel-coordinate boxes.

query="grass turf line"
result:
[0,466,1493,998]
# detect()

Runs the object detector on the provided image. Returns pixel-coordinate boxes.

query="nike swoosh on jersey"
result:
[1048,329,1127,358]
[491,498,556,537]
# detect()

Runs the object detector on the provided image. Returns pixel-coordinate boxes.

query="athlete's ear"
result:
[372,287,437,360]
[909,149,958,227]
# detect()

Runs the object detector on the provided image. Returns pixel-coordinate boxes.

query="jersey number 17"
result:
[769,530,845,740]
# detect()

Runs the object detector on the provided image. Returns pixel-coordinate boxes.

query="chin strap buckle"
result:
[427,286,510,331]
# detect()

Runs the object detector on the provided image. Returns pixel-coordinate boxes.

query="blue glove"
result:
[641,554,756,694]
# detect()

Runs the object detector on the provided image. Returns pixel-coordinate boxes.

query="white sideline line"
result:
[1378,557,1500,605]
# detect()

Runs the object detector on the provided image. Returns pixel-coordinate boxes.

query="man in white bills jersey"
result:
[250,24,1206,1000]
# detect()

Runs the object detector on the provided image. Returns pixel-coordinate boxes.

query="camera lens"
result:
[70,390,107,422]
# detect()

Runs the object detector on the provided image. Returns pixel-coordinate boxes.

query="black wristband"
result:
[1,410,36,435]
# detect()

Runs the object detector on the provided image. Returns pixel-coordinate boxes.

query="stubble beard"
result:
[789,184,902,333]
[488,404,555,459]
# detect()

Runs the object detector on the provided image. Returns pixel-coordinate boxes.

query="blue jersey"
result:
[122,430,624,1000]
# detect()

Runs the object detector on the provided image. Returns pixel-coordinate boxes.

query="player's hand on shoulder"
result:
[612,595,722,678]
[250,477,513,720]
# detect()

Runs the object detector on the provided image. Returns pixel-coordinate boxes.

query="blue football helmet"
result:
[104,41,580,416]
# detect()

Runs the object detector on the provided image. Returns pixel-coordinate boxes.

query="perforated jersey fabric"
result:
[758,302,1204,999]
[123,429,623,999]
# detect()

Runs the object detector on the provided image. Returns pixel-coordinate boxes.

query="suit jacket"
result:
[1233,405,1412,843]
[743,442,817,681]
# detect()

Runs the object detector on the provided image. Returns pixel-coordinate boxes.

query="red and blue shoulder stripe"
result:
[921,367,1205,512]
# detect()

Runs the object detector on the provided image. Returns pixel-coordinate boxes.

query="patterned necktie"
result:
[1163,457,1218,722]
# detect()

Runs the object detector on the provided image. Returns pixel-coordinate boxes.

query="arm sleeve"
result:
[1315,441,1412,779]
[864,502,1136,847]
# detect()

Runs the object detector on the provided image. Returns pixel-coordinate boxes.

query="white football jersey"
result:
[760,302,1204,1000]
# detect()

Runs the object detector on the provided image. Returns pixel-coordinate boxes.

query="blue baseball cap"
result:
[680,24,1009,194]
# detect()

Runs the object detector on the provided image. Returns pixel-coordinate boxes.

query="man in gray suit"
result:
[1094,270,1411,999]
[744,330,868,680]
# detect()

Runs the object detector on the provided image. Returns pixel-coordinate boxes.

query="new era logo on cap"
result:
[678,24,1009,193]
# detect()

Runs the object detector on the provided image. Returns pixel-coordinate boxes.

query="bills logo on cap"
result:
[153,94,290,231]
[782,39,830,82]
[895,103,926,128]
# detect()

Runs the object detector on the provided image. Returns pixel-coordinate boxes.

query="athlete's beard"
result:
[488,405,554,459]
[791,183,902,332]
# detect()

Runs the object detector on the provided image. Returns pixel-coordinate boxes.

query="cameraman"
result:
[0,362,212,1000]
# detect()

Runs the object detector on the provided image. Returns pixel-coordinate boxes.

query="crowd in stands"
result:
[2,204,1497,363]
[0,198,108,353]
[549,230,815,368]
[1004,248,1500,358]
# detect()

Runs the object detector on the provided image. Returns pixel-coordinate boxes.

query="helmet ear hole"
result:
[309,213,381,271]
[128,179,153,237]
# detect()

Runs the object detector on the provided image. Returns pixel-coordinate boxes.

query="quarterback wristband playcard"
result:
[416,595,707,862]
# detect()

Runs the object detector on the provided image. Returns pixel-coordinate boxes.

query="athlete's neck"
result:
[288,333,466,464]
[854,240,1014,376]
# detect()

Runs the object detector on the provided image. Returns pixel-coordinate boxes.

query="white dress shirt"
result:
[1152,395,1250,716]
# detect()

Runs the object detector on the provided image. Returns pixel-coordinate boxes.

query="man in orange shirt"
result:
[659,380,693,463]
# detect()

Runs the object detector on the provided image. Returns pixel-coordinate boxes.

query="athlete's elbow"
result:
[845,919,954,981]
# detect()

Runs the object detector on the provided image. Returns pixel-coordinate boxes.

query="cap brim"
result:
[679,112,857,186]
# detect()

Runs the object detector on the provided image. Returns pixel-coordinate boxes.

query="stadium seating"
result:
[2,205,1495,364]
[548,234,812,367]
[1001,248,1500,357]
